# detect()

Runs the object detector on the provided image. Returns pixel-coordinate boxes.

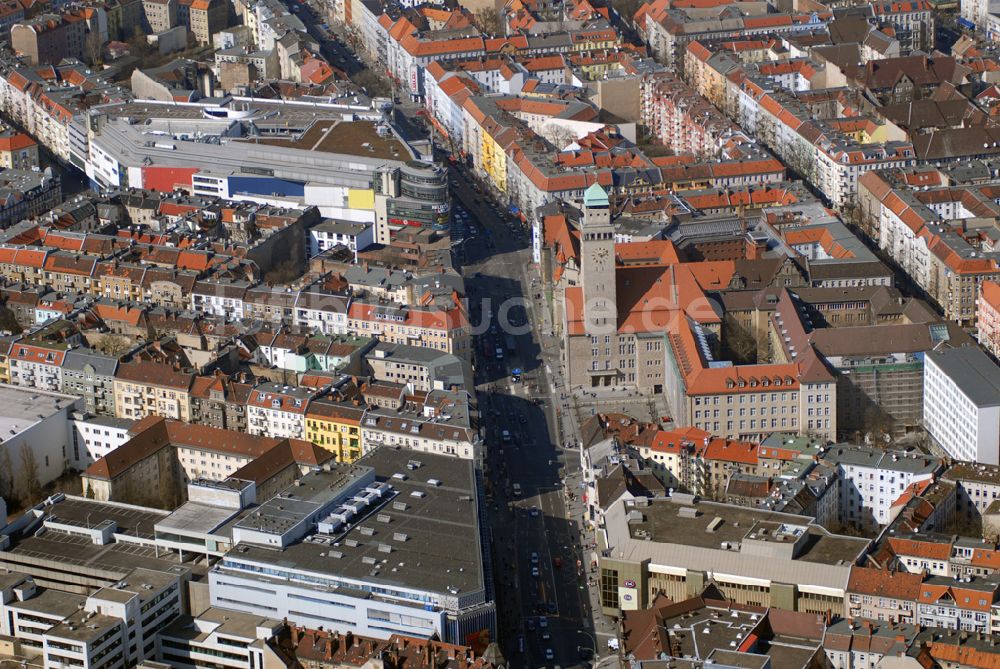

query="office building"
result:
[597,496,869,617]
[208,448,494,644]
[924,347,1000,465]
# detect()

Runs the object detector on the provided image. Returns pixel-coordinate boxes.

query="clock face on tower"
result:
[595,248,609,261]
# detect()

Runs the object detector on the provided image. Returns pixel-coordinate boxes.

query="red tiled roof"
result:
[888,536,952,561]
[847,566,923,599]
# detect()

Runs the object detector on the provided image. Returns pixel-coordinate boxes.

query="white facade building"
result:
[190,281,249,320]
[0,385,83,489]
[924,347,1000,465]
[307,219,374,259]
[69,414,133,469]
[156,607,284,669]
[824,445,940,529]
[245,383,313,440]
[207,450,494,645]
[0,567,183,669]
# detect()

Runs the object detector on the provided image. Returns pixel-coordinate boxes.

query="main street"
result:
[275,10,612,658]
[450,164,613,668]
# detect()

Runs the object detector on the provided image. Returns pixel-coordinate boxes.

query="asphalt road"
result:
[275,5,611,655]
[294,1,366,77]
[450,166,604,668]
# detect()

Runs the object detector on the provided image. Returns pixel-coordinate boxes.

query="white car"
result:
[544,649,554,661]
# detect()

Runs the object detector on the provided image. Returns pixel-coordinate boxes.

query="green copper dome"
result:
[583,182,609,208]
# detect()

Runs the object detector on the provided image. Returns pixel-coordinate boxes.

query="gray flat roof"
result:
[236,448,484,598]
[823,446,940,475]
[160,606,281,644]
[42,498,167,539]
[630,500,866,565]
[604,498,868,591]
[927,346,1000,407]
[156,502,241,537]
[371,341,451,364]
[8,588,83,617]
[0,385,79,442]
[3,530,201,582]
[1,497,203,582]
[313,219,373,235]
[71,413,134,430]
[233,464,373,536]
[943,462,1000,486]
[48,609,121,642]
[88,97,424,191]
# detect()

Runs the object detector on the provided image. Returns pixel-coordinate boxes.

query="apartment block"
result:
[845,567,922,624]
[10,14,86,65]
[113,360,195,423]
[0,128,38,170]
[824,446,941,530]
[246,382,315,441]
[978,280,1000,359]
[142,0,176,32]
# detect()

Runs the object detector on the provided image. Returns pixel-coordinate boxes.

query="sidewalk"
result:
[522,263,621,657]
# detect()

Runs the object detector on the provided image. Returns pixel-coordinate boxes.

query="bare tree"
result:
[722,314,757,364]
[17,445,41,507]
[0,307,22,334]
[83,29,104,66]
[351,68,391,97]
[612,0,644,26]
[0,448,13,505]
[543,126,579,150]
[473,8,502,36]
[96,334,132,357]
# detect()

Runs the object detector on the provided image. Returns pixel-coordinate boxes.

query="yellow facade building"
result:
[305,398,366,462]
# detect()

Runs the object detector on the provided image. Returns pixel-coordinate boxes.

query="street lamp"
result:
[592,654,620,669]
[578,630,598,661]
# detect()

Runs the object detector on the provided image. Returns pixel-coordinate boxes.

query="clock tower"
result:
[580,183,616,336]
